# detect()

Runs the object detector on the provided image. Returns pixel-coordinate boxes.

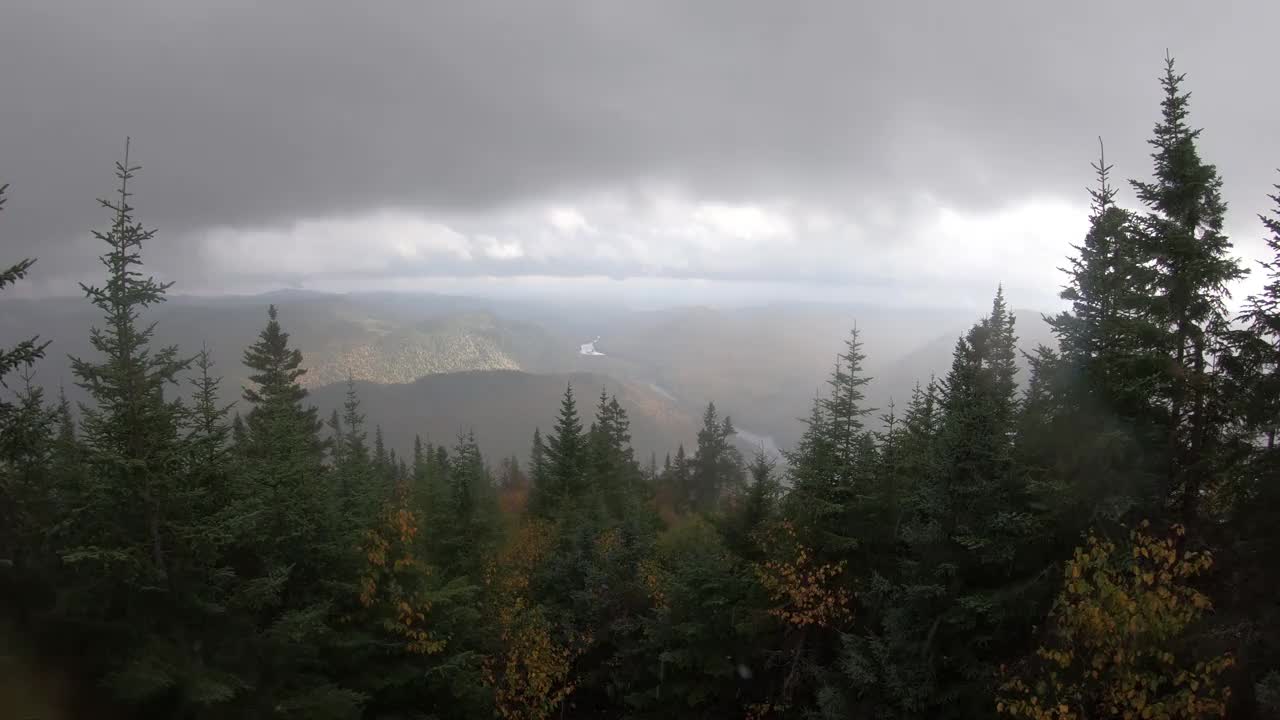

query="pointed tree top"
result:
[1089,136,1118,213]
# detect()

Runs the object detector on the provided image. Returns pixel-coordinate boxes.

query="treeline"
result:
[2,57,1279,719]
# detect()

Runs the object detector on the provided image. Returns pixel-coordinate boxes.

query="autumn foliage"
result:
[754,520,852,630]
[482,520,582,720]
[997,522,1232,720]
[359,477,447,655]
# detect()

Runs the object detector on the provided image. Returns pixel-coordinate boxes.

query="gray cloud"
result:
[2,0,1278,299]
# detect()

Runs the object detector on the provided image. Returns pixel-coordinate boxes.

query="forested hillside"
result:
[307,371,699,470]
[3,58,1280,719]
[0,274,1054,456]
[0,292,577,398]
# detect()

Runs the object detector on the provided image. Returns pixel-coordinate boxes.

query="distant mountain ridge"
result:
[1,289,1058,460]
[309,370,699,467]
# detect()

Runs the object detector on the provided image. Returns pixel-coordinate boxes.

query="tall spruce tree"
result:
[1050,141,1156,411]
[58,146,262,714]
[237,304,333,546]
[663,443,692,515]
[587,389,643,518]
[333,376,373,528]
[528,427,548,501]
[882,289,1039,718]
[429,430,498,578]
[534,384,586,516]
[1130,55,1246,524]
[0,183,53,610]
[785,328,880,568]
[1038,144,1161,544]
[232,304,360,718]
[689,402,742,513]
[721,445,780,561]
[823,326,876,469]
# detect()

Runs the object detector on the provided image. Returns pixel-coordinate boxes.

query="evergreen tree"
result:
[624,519,769,716]
[721,446,780,561]
[1035,145,1164,555]
[231,304,360,718]
[425,430,498,579]
[689,402,742,513]
[1050,140,1158,422]
[1231,178,1280,449]
[0,373,58,629]
[784,395,846,554]
[327,408,342,456]
[186,346,233,471]
[881,289,1039,718]
[1130,55,1246,524]
[823,326,876,468]
[374,424,388,473]
[534,384,586,516]
[785,327,882,570]
[587,388,643,518]
[373,423,396,506]
[671,443,691,498]
[0,184,49,390]
[181,348,237,585]
[0,184,53,613]
[333,377,373,526]
[350,443,485,719]
[528,427,548,500]
[57,146,262,714]
[412,434,425,476]
[236,304,333,542]
[865,400,907,573]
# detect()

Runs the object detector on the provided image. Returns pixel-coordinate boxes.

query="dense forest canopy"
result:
[3,57,1280,719]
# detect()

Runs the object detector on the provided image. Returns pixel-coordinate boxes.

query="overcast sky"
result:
[2,1,1278,309]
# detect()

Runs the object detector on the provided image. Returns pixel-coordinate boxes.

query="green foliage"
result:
[721,447,781,562]
[5,54,1280,719]
[625,519,767,717]
[998,523,1232,720]
[54,148,253,715]
[0,185,51,397]
[433,430,500,578]
[863,288,1042,719]
[1128,56,1246,525]
[688,402,744,514]
[223,303,362,716]
[784,326,880,568]
[532,384,587,517]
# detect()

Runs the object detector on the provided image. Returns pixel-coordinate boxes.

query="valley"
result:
[0,289,1054,461]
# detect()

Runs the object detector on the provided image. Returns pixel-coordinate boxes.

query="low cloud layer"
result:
[182,191,1089,309]
[3,1,1278,307]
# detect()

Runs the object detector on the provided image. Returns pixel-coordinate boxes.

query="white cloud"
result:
[692,203,791,242]
[199,211,473,275]
[547,207,592,234]
[183,188,1151,309]
[479,236,525,260]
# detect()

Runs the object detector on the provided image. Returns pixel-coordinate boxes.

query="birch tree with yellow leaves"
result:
[998,522,1232,720]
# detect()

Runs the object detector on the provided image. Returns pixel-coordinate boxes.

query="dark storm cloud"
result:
[2,0,1277,292]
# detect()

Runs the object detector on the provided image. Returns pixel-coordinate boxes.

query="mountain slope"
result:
[308,370,700,467]
[0,293,573,408]
[2,290,1060,462]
